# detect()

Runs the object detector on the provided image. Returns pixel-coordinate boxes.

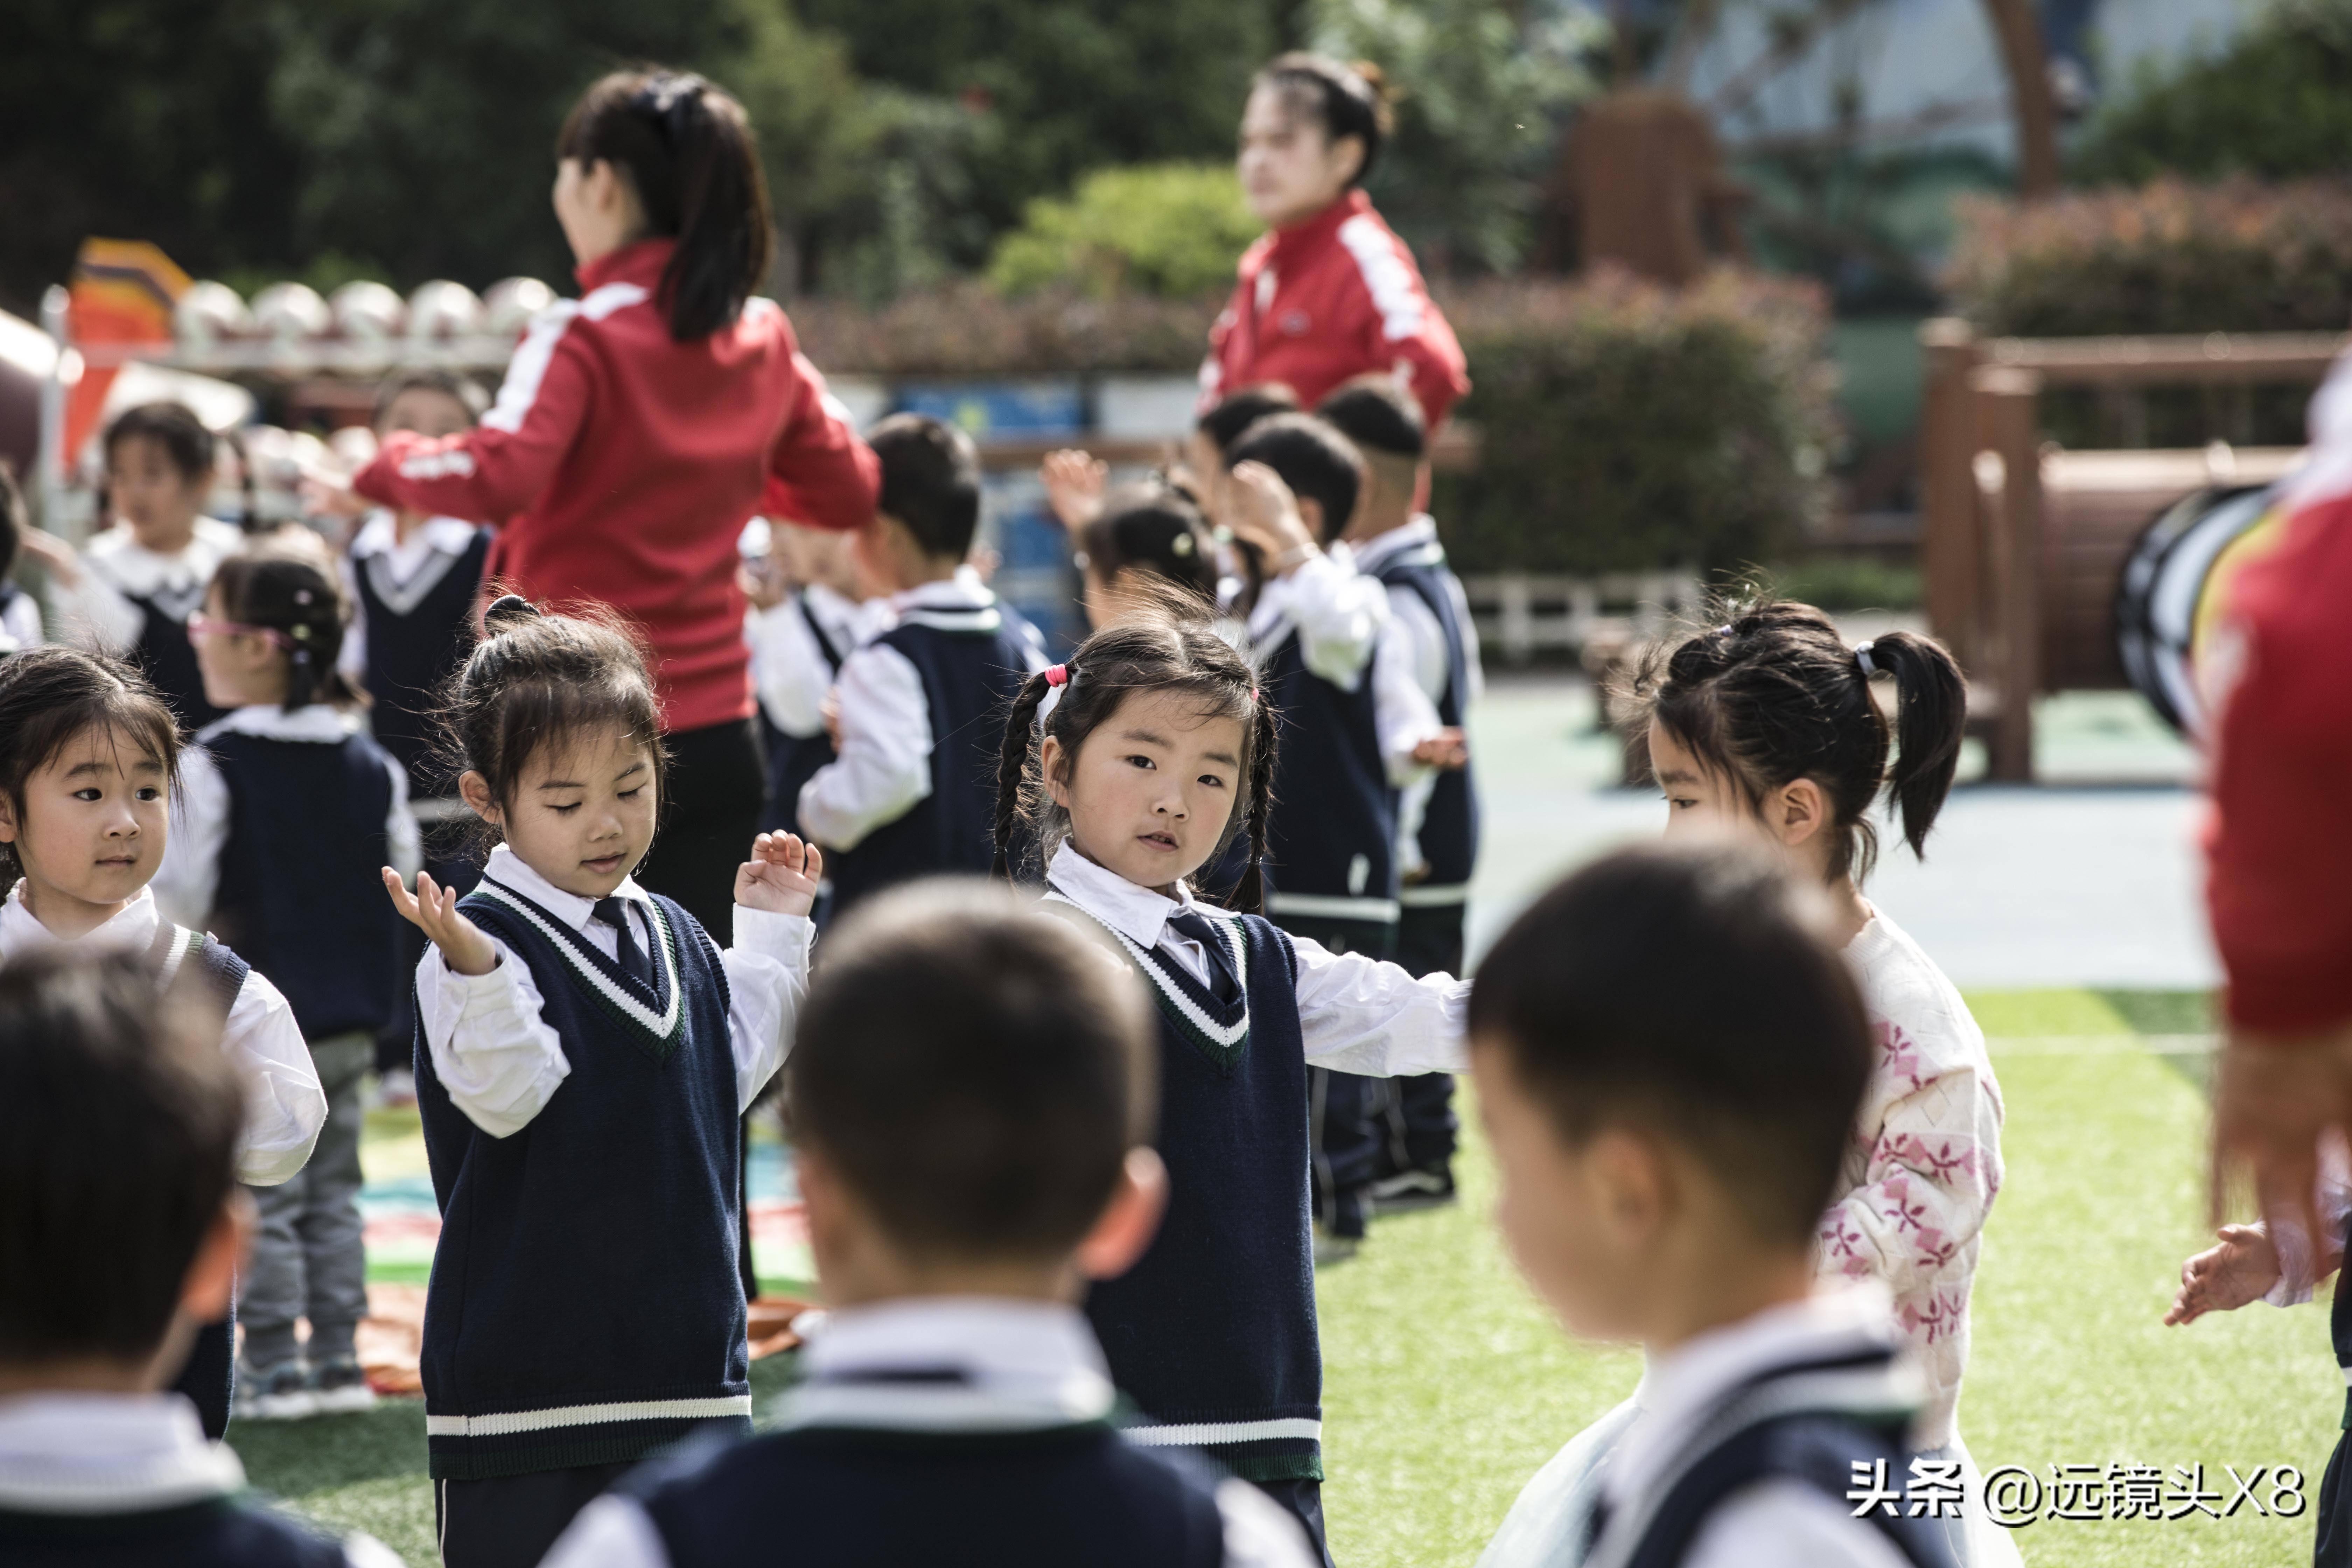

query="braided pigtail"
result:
[1234,692,1280,915]
[992,670,1053,884]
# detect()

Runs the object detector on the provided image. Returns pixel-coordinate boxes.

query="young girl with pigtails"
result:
[992,594,1468,1562]
[1480,599,2016,1568]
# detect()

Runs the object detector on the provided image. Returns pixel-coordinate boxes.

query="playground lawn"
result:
[241,989,2335,1568]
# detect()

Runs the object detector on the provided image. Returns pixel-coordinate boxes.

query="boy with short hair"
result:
[542,880,1319,1567]
[797,415,1046,915]
[1470,843,1954,1568]
[0,948,397,1566]
[1317,375,1480,1210]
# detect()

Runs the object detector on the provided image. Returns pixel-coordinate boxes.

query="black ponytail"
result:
[1861,632,1966,861]
[210,533,362,713]
[992,670,1054,886]
[1625,598,1968,885]
[1234,694,1279,915]
[556,69,774,343]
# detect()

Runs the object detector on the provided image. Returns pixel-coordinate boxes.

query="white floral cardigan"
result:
[1819,908,2007,1450]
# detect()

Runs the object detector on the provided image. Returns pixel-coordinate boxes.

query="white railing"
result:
[1460,571,1704,665]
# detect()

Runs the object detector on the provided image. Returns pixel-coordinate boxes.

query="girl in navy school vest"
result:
[991,600,1469,1562]
[158,536,421,1423]
[20,402,246,731]
[0,646,326,1439]
[380,595,820,1568]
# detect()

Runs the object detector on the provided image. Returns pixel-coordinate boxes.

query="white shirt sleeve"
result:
[747,596,833,738]
[416,938,572,1138]
[724,905,813,1112]
[1284,552,1389,691]
[795,641,932,852]
[337,557,369,687]
[1,590,43,650]
[226,969,327,1185]
[538,1493,671,1568]
[384,758,423,881]
[1681,1480,1917,1568]
[52,568,144,654]
[153,743,229,929]
[1214,1476,1324,1568]
[1372,616,1445,790]
[1288,933,1469,1077]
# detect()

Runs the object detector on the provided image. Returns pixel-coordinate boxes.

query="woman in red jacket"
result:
[1202,54,1470,431]
[318,69,879,931]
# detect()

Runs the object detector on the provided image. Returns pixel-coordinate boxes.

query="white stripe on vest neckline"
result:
[472,882,683,1038]
[1045,889,1249,1048]
[1124,1416,1322,1448]
[424,1393,749,1438]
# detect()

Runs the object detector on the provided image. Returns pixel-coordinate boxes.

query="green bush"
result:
[791,284,1217,374]
[1432,269,1838,575]
[1944,177,2352,336]
[986,163,1260,299]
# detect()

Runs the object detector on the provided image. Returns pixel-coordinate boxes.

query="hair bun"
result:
[1351,60,1396,129]
[483,594,542,630]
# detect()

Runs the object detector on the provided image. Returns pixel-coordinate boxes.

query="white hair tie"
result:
[1854,642,1878,678]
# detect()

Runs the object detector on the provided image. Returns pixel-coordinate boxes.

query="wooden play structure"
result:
[1916,318,2343,779]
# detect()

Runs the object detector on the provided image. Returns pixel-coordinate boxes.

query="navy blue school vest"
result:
[758,594,847,838]
[630,1416,1229,1568]
[0,1496,356,1568]
[1049,895,1323,1484]
[1257,623,1397,927]
[1368,539,1480,897]
[1584,1347,1956,1568]
[127,582,226,731]
[412,882,751,1481]
[827,603,1035,915]
[202,724,400,1042]
[354,527,490,793]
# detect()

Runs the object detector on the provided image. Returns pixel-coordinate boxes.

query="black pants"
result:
[169,1312,234,1438]
[1272,913,1395,1228]
[1374,901,1464,1176]
[1252,1476,1335,1567]
[436,1462,632,1568]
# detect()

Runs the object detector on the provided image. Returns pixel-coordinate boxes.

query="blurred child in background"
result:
[741,515,880,846]
[0,464,47,655]
[22,402,244,728]
[798,414,1047,916]
[0,948,397,1568]
[155,533,419,1421]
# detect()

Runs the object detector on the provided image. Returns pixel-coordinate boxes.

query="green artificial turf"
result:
[251,989,2331,1567]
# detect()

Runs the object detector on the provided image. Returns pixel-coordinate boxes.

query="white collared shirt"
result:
[152,704,423,933]
[0,883,322,1186]
[415,844,812,1138]
[1352,516,1484,875]
[746,581,881,740]
[1242,542,1391,693]
[1046,842,1468,1077]
[338,510,487,684]
[539,1296,1320,1568]
[795,576,1048,853]
[0,1392,399,1562]
[55,517,247,654]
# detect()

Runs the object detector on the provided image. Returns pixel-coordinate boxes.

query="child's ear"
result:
[458,770,502,827]
[181,1192,250,1327]
[1075,1147,1168,1282]
[1295,496,1327,545]
[1040,735,1071,810]
[0,793,17,845]
[1588,1127,1670,1244]
[1774,777,1827,850]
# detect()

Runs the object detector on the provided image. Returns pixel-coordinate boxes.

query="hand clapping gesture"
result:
[735,831,824,918]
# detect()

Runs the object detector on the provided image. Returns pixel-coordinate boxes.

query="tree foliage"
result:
[987,164,1260,298]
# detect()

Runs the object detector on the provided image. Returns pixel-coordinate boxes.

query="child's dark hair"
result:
[1470,841,1870,1248]
[0,948,244,1365]
[0,648,181,884]
[0,461,24,582]
[1077,481,1218,603]
[1225,412,1363,545]
[868,413,982,561]
[786,880,1157,1264]
[209,532,363,712]
[1196,384,1300,455]
[373,366,490,430]
[555,69,774,343]
[102,401,214,483]
[994,591,1277,911]
[440,594,667,837]
[1254,53,1393,186]
[1625,598,1967,884]
[1317,375,1427,461]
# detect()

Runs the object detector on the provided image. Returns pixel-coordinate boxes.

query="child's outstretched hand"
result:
[1413,727,1471,771]
[1041,449,1108,531]
[1223,460,1318,573]
[736,832,823,918]
[2164,1223,2282,1325]
[383,868,497,976]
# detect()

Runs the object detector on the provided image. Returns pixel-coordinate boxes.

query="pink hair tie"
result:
[1044,664,1070,688]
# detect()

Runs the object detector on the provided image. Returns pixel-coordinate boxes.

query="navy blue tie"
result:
[592,897,652,988]
[1166,912,1241,1007]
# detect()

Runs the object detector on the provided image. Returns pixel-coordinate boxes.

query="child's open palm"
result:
[383,868,498,976]
[1040,449,1108,531]
[736,832,823,918]
[2164,1223,2283,1325]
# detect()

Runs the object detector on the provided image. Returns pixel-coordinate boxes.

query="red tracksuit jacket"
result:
[1199,189,1470,430]
[352,238,879,734]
